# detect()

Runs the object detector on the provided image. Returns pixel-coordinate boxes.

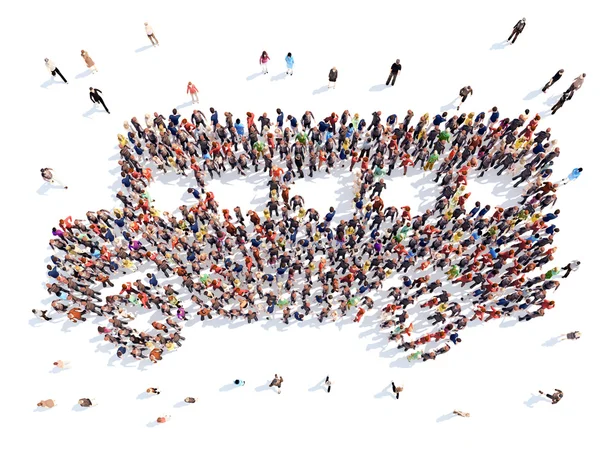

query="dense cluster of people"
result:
[38,98,582,366]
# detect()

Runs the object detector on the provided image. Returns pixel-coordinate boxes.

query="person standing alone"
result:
[44,58,68,84]
[328,67,338,88]
[386,59,402,86]
[508,18,526,44]
[145,22,159,46]
[285,52,294,75]
[542,69,564,93]
[457,86,473,110]
[187,81,199,104]
[89,87,110,114]
[260,51,270,74]
[81,50,98,74]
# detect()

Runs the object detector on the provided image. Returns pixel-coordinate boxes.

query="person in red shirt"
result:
[186,81,199,104]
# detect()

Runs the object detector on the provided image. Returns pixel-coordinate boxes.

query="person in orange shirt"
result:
[186,81,199,104]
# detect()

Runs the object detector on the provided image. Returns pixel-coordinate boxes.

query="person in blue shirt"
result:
[324,207,336,224]
[276,108,284,129]
[285,52,294,75]
[433,112,447,126]
[287,115,298,133]
[169,108,181,126]
[559,167,582,185]
[209,107,218,129]
[187,187,201,200]
[47,265,60,278]
[146,273,158,287]
[386,114,397,127]
[543,210,560,222]
[234,118,245,136]
[488,106,500,124]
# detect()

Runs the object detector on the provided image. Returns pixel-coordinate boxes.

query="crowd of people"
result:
[39,94,583,367]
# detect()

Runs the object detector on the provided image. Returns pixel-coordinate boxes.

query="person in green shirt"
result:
[424,150,439,170]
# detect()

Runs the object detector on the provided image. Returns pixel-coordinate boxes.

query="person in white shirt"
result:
[144,22,159,46]
[44,58,68,84]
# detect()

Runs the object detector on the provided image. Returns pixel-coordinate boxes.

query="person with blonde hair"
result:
[81,50,97,73]
[144,22,159,46]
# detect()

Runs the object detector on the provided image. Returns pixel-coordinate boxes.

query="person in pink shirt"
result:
[259,51,270,74]
[187,82,199,104]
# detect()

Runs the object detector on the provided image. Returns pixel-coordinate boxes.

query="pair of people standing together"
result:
[258,51,295,75]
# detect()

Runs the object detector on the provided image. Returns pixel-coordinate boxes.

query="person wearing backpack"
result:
[508,18,526,44]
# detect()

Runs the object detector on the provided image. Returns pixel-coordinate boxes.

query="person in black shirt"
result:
[542,69,564,93]
[89,87,109,114]
[539,389,563,404]
[457,86,473,111]
[386,59,402,86]
[508,18,526,44]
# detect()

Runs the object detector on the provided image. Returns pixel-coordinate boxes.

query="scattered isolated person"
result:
[234,379,245,386]
[559,167,582,185]
[539,389,563,404]
[561,260,580,278]
[453,410,470,417]
[187,82,199,104]
[285,52,294,75]
[457,86,473,111]
[81,50,97,73]
[89,87,110,114]
[325,375,333,393]
[145,22,159,46]
[391,381,404,399]
[542,69,564,93]
[184,397,197,403]
[386,59,402,86]
[78,398,97,407]
[259,51,270,74]
[566,73,586,100]
[508,18,526,44]
[328,67,338,89]
[146,387,160,395]
[156,415,171,423]
[44,58,68,84]
[269,374,284,394]
[37,399,57,409]
[32,308,51,321]
[551,91,570,115]
[559,331,581,341]
[40,168,67,189]
[53,360,70,369]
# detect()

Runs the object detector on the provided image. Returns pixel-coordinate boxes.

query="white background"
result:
[1,1,599,448]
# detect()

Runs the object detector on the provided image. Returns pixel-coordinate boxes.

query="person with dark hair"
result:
[566,73,586,99]
[41,168,68,189]
[325,375,333,393]
[538,389,563,404]
[386,59,402,86]
[234,379,245,386]
[269,374,284,394]
[44,58,68,84]
[559,168,583,185]
[508,18,526,44]
[542,70,564,93]
[32,309,51,321]
[184,397,198,403]
[328,67,338,89]
[551,91,570,115]
[559,331,581,341]
[78,398,97,407]
[89,87,109,114]
[285,52,294,75]
[259,51,270,74]
[457,86,473,111]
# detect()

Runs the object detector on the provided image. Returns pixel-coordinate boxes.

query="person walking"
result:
[259,51,270,74]
[328,67,338,88]
[559,331,581,341]
[187,82,199,104]
[146,387,160,395]
[457,86,473,111]
[508,18,526,44]
[234,379,245,386]
[145,22,159,46]
[44,58,68,84]
[325,375,333,393]
[81,50,97,74]
[32,308,51,321]
[156,415,171,423]
[561,260,580,278]
[391,381,403,399]
[89,87,110,114]
[41,168,68,189]
[37,399,57,409]
[558,167,582,185]
[184,397,198,403]
[269,374,284,394]
[53,360,71,369]
[285,52,294,75]
[538,389,563,404]
[551,91,569,115]
[566,73,586,99]
[386,59,402,86]
[453,410,470,417]
[78,398,97,407]
[542,69,564,93]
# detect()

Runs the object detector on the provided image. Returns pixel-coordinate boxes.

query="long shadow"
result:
[219,383,238,392]
[523,89,541,101]
[369,84,388,92]
[174,100,193,110]
[270,72,287,82]
[436,412,456,423]
[312,85,328,95]
[542,336,560,347]
[82,106,100,119]
[135,45,153,53]
[524,393,545,408]
[246,72,263,81]
[75,70,92,79]
[40,78,61,89]
[490,41,509,50]
[374,383,396,399]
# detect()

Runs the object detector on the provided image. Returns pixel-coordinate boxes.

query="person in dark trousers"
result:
[269,374,284,393]
[508,18,526,44]
[559,331,581,341]
[561,260,580,278]
[386,59,402,86]
[89,87,110,114]
[328,67,338,89]
[457,86,473,111]
[325,375,333,393]
[32,309,51,321]
[45,58,68,84]
[542,70,564,93]
[565,73,586,100]
[551,91,569,115]
[539,389,563,404]
[391,381,403,399]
